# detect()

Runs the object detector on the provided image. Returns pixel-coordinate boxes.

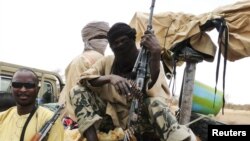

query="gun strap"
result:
[20,106,38,141]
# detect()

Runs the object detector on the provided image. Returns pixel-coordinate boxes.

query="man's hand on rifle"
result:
[140,32,161,89]
[140,32,161,55]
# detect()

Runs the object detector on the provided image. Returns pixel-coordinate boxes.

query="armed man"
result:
[0,68,64,141]
[68,22,197,141]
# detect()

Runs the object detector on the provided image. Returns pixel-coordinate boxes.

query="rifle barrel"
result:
[147,0,156,31]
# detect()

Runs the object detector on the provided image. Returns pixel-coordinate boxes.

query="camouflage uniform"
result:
[69,85,106,134]
[69,55,195,141]
[69,84,193,141]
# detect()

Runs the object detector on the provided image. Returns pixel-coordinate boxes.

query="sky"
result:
[1,0,249,104]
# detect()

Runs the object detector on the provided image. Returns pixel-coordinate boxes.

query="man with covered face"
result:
[58,21,110,122]
[69,22,196,141]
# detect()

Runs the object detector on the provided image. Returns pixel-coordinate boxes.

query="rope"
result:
[184,113,215,127]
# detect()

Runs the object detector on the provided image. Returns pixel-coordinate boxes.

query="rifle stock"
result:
[31,104,64,141]
[31,134,42,141]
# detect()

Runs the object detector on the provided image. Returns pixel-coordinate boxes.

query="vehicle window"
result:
[0,75,12,92]
[37,82,54,104]
[0,75,15,112]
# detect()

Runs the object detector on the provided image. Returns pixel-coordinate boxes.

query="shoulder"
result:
[82,50,104,59]
[0,106,16,115]
[0,107,16,122]
[82,50,104,64]
[36,106,64,140]
[70,50,104,66]
[37,106,53,114]
[105,55,114,60]
[102,55,115,63]
[36,106,54,118]
[92,55,114,69]
[83,50,102,56]
[90,55,114,66]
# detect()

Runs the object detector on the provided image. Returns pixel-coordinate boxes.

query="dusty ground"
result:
[169,103,250,125]
[212,108,250,124]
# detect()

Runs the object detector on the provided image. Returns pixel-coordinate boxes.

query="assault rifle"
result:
[124,0,156,141]
[132,0,155,91]
[31,104,64,141]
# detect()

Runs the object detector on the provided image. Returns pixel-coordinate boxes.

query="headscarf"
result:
[81,21,110,54]
[107,22,136,45]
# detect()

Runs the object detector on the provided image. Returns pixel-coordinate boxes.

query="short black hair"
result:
[12,68,39,85]
[107,22,136,44]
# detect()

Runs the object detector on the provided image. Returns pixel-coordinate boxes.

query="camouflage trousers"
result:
[69,85,193,141]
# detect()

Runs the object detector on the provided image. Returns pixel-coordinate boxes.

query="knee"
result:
[69,85,88,97]
[147,97,169,113]
[146,97,176,122]
[69,85,90,104]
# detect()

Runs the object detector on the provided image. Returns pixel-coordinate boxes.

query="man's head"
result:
[81,21,110,55]
[107,22,137,55]
[11,68,39,107]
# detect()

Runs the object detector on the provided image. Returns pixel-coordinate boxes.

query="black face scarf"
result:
[111,39,135,55]
[111,38,138,80]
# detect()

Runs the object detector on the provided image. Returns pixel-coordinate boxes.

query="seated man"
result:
[69,22,196,141]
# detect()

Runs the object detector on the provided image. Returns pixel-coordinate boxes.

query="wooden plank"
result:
[179,62,196,125]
